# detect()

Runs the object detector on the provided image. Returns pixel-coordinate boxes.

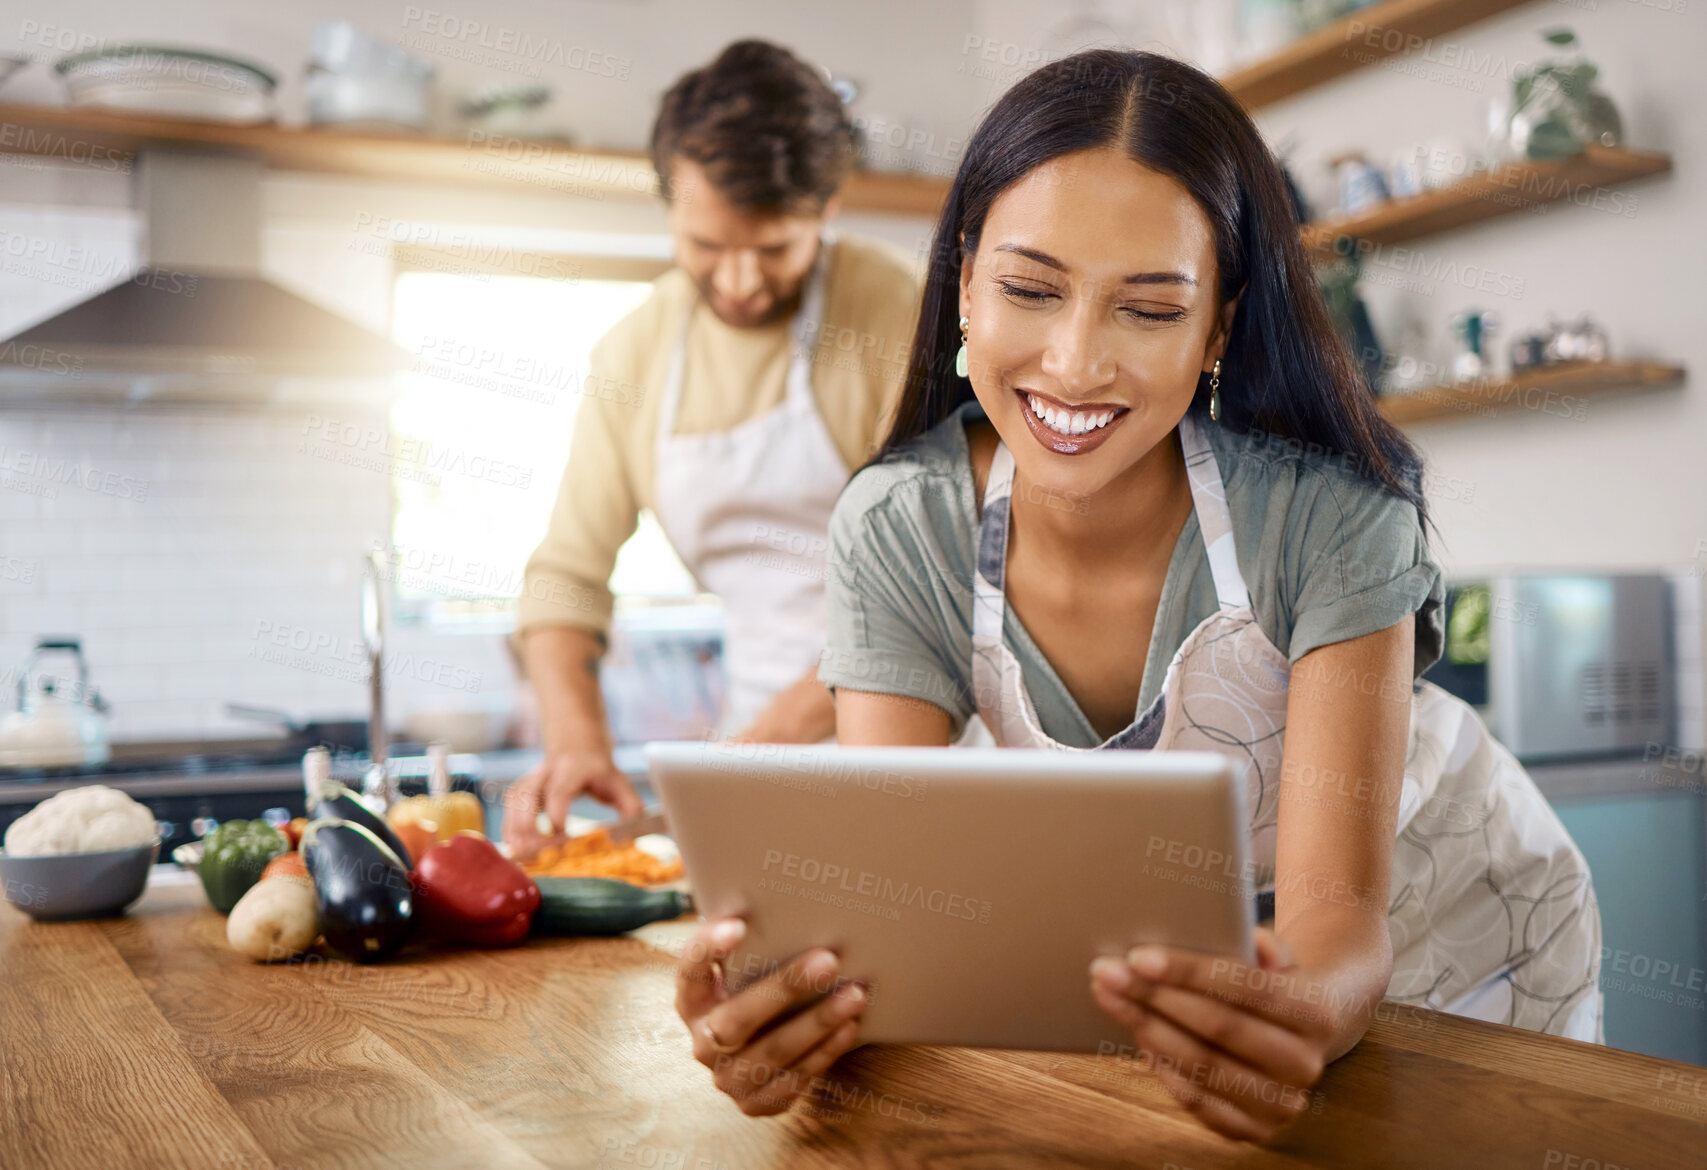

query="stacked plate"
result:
[55,45,277,123]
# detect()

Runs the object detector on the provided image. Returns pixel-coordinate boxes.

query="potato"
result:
[226,876,320,961]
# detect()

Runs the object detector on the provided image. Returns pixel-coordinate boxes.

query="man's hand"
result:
[508,625,641,858]
[502,749,644,861]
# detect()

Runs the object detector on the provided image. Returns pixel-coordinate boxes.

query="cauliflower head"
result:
[4,785,158,856]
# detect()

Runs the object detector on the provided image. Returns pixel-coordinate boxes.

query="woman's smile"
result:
[1014,386,1129,455]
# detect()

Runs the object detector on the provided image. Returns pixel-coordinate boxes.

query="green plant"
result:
[1506,28,1623,160]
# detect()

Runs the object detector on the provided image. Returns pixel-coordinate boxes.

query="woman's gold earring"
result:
[1209,359,1222,421]
[956,316,970,379]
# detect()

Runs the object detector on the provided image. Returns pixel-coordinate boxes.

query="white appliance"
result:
[1424,574,1673,761]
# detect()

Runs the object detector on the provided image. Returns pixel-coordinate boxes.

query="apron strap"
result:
[656,303,694,442]
[971,416,1250,700]
[970,440,1017,653]
[1177,414,1251,611]
[785,232,834,408]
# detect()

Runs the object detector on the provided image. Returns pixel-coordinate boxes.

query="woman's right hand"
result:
[501,749,642,859]
[676,917,869,1116]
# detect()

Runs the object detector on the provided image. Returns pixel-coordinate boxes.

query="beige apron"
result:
[652,238,847,739]
[970,414,1604,1041]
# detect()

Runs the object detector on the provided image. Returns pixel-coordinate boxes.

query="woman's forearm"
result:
[1273,901,1395,1061]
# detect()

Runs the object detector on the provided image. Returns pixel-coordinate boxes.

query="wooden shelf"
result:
[1221,0,1532,110]
[1303,146,1672,252]
[0,104,1669,242]
[1377,360,1685,426]
[0,101,951,215]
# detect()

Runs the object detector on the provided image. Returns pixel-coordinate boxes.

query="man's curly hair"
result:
[650,39,857,212]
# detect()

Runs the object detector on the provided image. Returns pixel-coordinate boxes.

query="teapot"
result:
[0,638,111,769]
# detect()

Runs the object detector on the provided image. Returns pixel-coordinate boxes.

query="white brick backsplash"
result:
[2,596,86,636]
[0,399,465,740]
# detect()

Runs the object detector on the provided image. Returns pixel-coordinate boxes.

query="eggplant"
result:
[312,784,415,868]
[301,819,413,963]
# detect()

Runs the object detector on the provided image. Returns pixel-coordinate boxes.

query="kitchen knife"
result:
[606,807,669,844]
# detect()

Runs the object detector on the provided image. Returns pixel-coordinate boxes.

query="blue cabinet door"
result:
[1553,790,1707,1065]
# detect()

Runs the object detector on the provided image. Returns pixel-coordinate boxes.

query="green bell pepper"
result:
[198,819,290,914]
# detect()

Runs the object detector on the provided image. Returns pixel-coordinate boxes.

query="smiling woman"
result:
[682,48,1608,1145]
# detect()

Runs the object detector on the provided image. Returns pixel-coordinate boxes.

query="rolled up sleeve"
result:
[1284,475,1446,679]
[818,470,974,736]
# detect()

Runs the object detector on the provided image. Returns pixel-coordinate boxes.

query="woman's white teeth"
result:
[1026,393,1115,436]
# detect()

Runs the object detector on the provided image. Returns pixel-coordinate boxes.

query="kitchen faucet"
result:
[360,546,391,805]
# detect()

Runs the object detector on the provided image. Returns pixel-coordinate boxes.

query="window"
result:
[388,268,698,623]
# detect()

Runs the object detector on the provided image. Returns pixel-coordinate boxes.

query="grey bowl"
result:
[0,839,160,921]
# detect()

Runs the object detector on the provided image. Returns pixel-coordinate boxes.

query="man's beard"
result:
[696,278,806,329]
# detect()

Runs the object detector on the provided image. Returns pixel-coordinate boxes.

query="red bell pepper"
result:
[413,834,542,947]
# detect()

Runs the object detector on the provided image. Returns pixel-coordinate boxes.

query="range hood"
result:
[0,151,409,405]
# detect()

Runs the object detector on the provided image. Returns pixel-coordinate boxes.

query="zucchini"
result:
[531,877,692,936]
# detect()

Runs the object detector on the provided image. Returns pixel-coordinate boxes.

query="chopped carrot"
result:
[521,826,683,886]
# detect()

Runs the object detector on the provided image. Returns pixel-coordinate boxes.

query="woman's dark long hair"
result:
[879,49,1427,526]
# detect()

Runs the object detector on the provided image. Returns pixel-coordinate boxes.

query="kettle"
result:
[0,638,111,769]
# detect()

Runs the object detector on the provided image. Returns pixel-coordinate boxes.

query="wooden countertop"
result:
[4,874,1705,1170]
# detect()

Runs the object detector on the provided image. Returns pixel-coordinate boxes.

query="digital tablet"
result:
[645,743,1256,1053]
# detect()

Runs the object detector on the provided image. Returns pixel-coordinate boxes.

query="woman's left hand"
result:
[1089,929,1336,1143]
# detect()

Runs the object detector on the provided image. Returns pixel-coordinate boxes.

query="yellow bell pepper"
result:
[387,791,486,842]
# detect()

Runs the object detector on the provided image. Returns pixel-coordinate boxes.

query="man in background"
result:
[506,40,921,853]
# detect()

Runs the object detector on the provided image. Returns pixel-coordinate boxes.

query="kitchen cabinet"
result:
[1553,788,1707,1066]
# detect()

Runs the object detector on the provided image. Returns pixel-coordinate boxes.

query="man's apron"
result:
[969,413,1604,1041]
[652,238,847,739]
